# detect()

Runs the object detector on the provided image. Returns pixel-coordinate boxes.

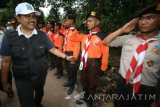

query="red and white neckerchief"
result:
[79,28,100,70]
[62,27,75,52]
[125,33,156,95]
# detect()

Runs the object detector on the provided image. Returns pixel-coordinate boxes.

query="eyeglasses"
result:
[20,14,37,19]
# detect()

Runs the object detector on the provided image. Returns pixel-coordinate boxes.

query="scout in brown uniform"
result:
[62,12,80,95]
[71,11,109,107]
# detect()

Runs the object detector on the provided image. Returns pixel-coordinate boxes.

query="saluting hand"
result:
[83,20,87,25]
[121,18,139,33]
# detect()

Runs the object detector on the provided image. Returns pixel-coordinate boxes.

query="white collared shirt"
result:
[17,25,37,38]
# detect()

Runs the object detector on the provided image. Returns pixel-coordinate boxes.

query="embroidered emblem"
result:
[146,60,154,67]
[93,39,99,46]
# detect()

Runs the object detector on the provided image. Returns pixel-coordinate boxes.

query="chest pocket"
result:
[122,39,136,58]
[11,46,27,59]
[33,43,47,59]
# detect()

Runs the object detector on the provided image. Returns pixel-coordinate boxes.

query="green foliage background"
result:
[0,0,156,34]
[0,0,158,66]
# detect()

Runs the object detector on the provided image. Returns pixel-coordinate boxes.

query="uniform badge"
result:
[91,11,96,16]
[93,39,99,46]
[146,60,154,67]
[152,45,160,55]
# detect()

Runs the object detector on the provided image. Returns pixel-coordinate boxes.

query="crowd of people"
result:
[0,1,160,107]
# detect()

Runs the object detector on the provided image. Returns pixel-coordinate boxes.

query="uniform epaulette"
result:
[96,32,106,40]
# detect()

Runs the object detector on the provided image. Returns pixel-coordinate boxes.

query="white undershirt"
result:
[17,25,37,38]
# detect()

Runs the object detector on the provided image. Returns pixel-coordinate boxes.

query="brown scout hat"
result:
[135,2,160,17]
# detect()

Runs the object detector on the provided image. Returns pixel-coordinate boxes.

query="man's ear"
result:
[96,19,100,26]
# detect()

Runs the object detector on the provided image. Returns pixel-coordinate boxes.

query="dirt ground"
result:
[1,46,159,107]
[0,68,95,107]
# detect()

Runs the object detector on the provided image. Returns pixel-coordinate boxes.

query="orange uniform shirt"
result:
[47,31,54,41]
[51,31,63,52]
[70,30,109,71]
[62,27,80,59]
[42,27,54,41]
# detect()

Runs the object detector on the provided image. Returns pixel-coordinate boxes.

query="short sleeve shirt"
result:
[110,32,160,87]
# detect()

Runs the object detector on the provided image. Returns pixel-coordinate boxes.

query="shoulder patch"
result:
[96,32,106,40]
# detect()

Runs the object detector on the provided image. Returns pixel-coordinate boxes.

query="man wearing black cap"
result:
[70,11,109,107]
[61,12,80,95]
[103,2,160,107]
